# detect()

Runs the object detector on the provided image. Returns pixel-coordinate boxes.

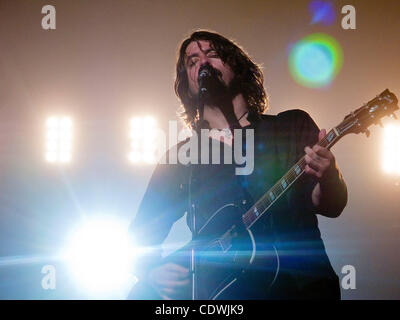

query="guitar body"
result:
[128,203,280,300]
[195,203,279,299]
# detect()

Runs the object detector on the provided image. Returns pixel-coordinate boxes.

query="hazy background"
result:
[0,0,399,299]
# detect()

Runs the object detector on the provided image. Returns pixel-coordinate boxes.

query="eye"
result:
[188,58,199,67]
[208,51,219,58]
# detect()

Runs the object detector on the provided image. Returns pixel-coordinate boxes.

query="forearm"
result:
[311,166,348,218]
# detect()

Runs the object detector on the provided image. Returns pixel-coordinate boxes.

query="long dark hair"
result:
[174,30,269,128]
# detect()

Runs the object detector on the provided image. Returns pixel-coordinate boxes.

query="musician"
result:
[129,30,347,300]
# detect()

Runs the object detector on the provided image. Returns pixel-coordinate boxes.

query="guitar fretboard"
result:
[242,128,341,229]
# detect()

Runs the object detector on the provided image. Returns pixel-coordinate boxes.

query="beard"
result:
[197,66,240,109]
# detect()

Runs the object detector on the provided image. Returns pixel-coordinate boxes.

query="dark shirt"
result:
[129,109,345,299]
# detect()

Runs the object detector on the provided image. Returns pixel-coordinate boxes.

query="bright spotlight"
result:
[129,116,158,164]
[45,116,72,164]
[64,216,137,298]
[383,124,400,175]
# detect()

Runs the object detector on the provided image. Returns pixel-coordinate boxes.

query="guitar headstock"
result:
[337,89,399,137]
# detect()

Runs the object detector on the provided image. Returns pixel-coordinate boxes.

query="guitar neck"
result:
[242,127,342,230]
[242,88,400,228]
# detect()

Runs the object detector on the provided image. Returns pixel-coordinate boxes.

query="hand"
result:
[148,263,190,300]
[304,129,337,181]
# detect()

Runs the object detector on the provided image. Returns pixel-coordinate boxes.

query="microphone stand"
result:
[188,91,205,300]
[188,160,197,300]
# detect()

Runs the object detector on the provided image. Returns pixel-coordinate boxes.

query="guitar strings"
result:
[242,132,335,228]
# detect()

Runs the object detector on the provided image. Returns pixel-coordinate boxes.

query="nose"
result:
[199,53,210,67]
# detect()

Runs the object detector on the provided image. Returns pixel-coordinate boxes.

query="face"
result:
[184,40,235,97]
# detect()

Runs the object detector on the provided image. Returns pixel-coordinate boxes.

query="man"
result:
[129,30,347,300]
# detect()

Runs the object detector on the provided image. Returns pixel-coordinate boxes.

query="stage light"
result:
[129,116,158,164]
[64,216,137,298]
[289,33,343,88]
[45,116,72,163]
[383,124,400,175]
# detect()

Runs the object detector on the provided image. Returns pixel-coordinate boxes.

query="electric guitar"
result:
[130,89,399,300]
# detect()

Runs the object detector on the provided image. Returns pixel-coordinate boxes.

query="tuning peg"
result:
[365,129,370,137]
[392,113,398,120]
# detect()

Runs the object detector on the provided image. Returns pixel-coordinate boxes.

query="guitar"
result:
[130,89,399,300]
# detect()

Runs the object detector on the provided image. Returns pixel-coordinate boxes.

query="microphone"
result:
[196,64,222,130]
[198,64,222,97]
[198,64,212,96]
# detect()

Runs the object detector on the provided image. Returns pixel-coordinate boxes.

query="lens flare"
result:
[289,33,343,88]
[309,0,336,26]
